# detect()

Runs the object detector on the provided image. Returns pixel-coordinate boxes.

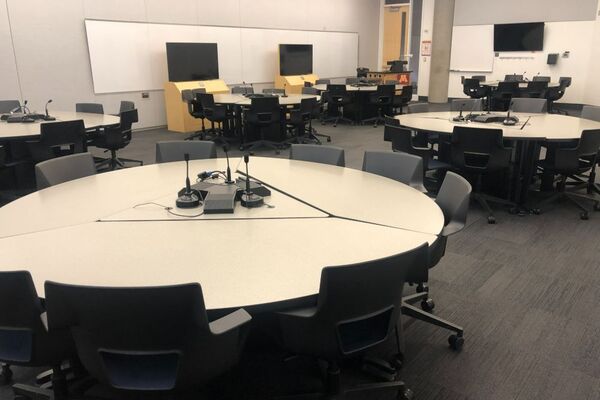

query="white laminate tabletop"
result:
[213,93,319,106]
[0,111,120,140]
[396,112,600,141]
[313,84,404,92]
[480,80,560,88]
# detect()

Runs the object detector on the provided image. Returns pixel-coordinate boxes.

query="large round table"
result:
[0,157,443,312]
[213,93,319,106]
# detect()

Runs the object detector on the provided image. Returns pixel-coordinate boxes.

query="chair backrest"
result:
[525,80,548,94]
[463,78,482,96]
[559,77,572,88]
[198,93,216,110]
[119,101,135,113]
[37,119,87,160]
[407,103,429,113]
[156,141,217,163]
[472,75,486,82]
[0,144,5,166]
[191,88,206,97]
[290,144,345,167]
[326,84,348,97]
[247,96,280,125]
[510,98,547,113]
[450,126,511,172]
[553,130,600,172]
[0,100,21,113]
[398,85,413,102]
[496,81,520,94]
[581,105,600,122]
[301,87,319,95]
[45,281,248,390]
[231,86,253,94]
[372,84,395,104]
[345,77,359,85]
[181,90,194,102]
[435,171,471,236]
[76,103,104,114]
[576,130,600,158]
[451,98,483,112]
[532,76,551,82]
[119,109,139,133]
[504,74,523,82]
[316,79,330,85]
[362,150,425,192]
[262,88,285,95]
[35,152,96,189]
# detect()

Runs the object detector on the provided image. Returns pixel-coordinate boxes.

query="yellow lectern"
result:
[274,74,319,95]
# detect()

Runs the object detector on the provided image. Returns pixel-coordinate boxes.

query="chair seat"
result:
[538,158,594,175]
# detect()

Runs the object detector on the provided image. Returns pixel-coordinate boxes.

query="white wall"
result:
[416,0,433,98]
[0,0,381,129]
[583,4,600,106]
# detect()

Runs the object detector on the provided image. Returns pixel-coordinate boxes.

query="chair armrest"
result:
[209,308,252,335]
[40,312,49,332]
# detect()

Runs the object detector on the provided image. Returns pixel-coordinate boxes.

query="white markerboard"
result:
[450,25,494,72]
[85,20,358,94]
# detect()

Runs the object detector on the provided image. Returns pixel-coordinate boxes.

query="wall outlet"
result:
[562,51,570,58]
[141,92,149,98]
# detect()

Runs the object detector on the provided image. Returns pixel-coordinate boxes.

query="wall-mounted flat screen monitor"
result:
[166,42,219,82]
[279,44,313,75]
[494,22,544,52]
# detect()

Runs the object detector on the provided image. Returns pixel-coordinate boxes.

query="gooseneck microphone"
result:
[242,81,248,96]
[452,104,465,122]
[240,154,264,208]
[503,103,517,126]
[43,99,56,121]
[282,83,288,98]
[176,153,200,208]
[222,145,234,184]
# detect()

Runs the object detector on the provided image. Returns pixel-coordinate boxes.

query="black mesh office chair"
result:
[537,130,600,220]
[286,98,317,144]
[491,81,520,111]
[0,100,21,113]
[401,172,471,351]
[301,88,331,143]
[393,85,413,114]
[243,96,283,153]
[545,77,571,114]
[199,93,233,145]
[27,120,87,163]
[118,101,135,114]
[94,109,143,171]
[462,78,489,101]
[579,106,600,196]
[322,84,353,127]
[450,126,515,224]
[181,89,207,140]
[471,75,486,82]
[44,281,251,395]
[0,271,76,400]
[75,103,104,114]
[504,74,523,82]
[364,84,395,127]
[521,81,548,99]
[532,76,551,82]
[277,245,427,399]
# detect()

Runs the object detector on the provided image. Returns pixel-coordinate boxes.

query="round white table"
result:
[480,80,560,89]
[313,84,404,92]
[213,93,319,106]
[0,157,443,311]
[0,111,120,141]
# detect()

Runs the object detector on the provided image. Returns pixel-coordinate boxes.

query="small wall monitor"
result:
[166,42,219,82]
[494,22,544,52]
[279,44,313,76]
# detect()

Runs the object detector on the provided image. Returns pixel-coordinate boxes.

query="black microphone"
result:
[452,104,465,122]
[282,83,288,98]
[22,100,30,114]
[523,71,528,82]
[44,99,56,121]
[503,103,517,126]
[222,145,234,184]
[240,153,264,208]
[176,153,200,208]
[242,81,247,96]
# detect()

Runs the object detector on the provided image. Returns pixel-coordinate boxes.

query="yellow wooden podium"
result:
[274,74,319,95]
[164,80,229,133]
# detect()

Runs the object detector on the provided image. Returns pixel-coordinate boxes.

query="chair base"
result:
[321,109,353,127]
[537,190,599,220]
[95,152,143,171]
[13,366,68,400]
[243,139,284,154]
[473,192,516,224]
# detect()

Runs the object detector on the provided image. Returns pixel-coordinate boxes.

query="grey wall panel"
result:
[454,0,598,26]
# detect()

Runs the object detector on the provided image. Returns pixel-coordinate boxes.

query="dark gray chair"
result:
[118,101,135,113]
[290,144,345,167]
[577,106,600,196]
[345,77,359,85]
[510,98,547,113]
[156,140,217,163]
[231,85,254,94]
[0,100,21,114]
[44,281,251,394]
[362,150,427,193]
[75,103,104,114]
[451,98,483,112]
[504,74,523,82]
[93,109,143,170]
[532,76,551,82]
[315,79,331,85]
[35,152,96,190]
[0,271,75,399]
[262,88,285,95]
[301,87,319,95]
[402,172,471,351]
[277,245,428,399]
[27,120,87,163]
[471,75,486,82]
[407,103,429,113]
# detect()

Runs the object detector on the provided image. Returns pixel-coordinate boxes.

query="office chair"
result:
[286,98,318,144]
[450,126,515,223]
[277,245,428,399]
[243,96,283,153]
[322,84,353,127]
[199,93,234,145]
[44,281,251,394]
[521,81,548,99]
[579,106,600,195]
[362,150,427,193]
[407,103,429,113]
[315,79,331,85]
[393,85,413,114]
[491,81,520,111]
[536,130,600,219]
[301,88,331,142]
[118,101,135,114]
[301,87,318,95]
[364,84,395,127]
[0,271,76,400]
[181,89,207,140]
[510,98,547,113]
[75,103,104,114]
[504,74,524,82]
[156,141,217,163]
[384,115,400,126]
[451,98,483,112]
[462,78,489,104]
[402,172,471,350]
[0,100,21,113]
[93,109,143,171]
[35,152,96,190]
[356,67,369,78]
[26,119,87,164]
[532,76,551,83]
[263,88,285,95]
[345,77,359,85]
[290,144,345,167]
[471,75,486,82]
[545,77,571,114]
[231,85,254,94]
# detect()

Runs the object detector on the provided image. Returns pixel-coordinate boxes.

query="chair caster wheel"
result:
[398,388,414,400]
[580,212,589,220]
[532,208,541,215]
[594,203,600,212]
[333,124,337,127]
[487,216,496,224]
[421,298,435,312]
[391,354,404,370]
[509,207,518,215]
[448,334,464,351]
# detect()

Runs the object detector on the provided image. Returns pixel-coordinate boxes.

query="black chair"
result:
[301,88,331,142]
[471,75,486,82]
[243,96,282,153]
[199,93,233,144]
[532,76,551,82]
[263,88,285,95]
[182,89,207,140]
[462,78,489,102]
[286,98,318,144]
[401,172,471,351]
[75,103,104,114]
[345,77,359,85]
[537,130,600,220]
[545,77,571,114]
[118,101,135,114]
[450,126,515,224]
[364,85,395,127]
[393,85,413,114]
[356,67,369,78]
[93,109,143,171]
[44,281,251,395]
[322,84,353,127]
[579,106,600,196]
[0,100,21,113]
[315,79,330,85]
[504,74,523,82]
[231,85,254,94]
[0,271,75,400]
[276,245,428,399]
[27,120,87,163]
[491,81,520,111]
[521,81,548,98]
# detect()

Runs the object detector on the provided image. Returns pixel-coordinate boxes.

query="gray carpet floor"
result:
[2,104,600,399]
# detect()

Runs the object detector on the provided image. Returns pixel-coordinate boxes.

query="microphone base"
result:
[452,116,465,122]
[42,115,56,121]
[176,192,200,208]
[240,192,264,208]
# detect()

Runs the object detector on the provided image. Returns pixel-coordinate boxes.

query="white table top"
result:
[480,80,560,88]
[313,84,404,92]
[0,111,120,141]
[396,112,600,141]
[0,157,441,310]
[213,93,319,106]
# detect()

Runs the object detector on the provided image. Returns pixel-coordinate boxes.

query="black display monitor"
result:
[494,23,544,52]
[166,42,219,82]
[279,44,313,76]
